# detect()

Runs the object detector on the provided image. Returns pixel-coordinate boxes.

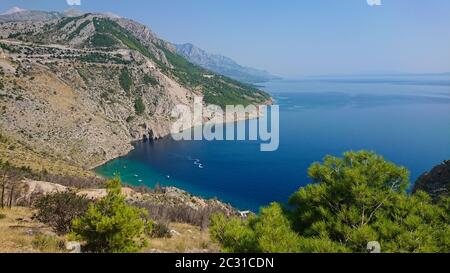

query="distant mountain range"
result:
[176,43,280,83]
[0,7,84,22]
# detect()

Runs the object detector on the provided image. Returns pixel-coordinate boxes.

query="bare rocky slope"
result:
[0,12,271,172]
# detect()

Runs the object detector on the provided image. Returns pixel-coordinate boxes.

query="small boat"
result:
[198,164,204,169]
[138,180,143,183]
[166,175,171,179]
[134,174,139,177]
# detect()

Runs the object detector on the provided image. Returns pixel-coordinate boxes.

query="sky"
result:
[1,0,450,77]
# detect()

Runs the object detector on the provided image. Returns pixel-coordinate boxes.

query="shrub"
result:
[90,33,118,48]
[0,131,7,143]
[100,92,109,100]
[134,97,145,115]
[34,191,91,235]
[0,213,6,220]
[32,234,65,253]
[71,178,149,253]
[119,68,132,93]
[143,74,159,86]
[149,222,172,238]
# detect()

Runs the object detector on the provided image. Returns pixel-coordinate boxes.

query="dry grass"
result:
[0,207,65,253]
[0,208,219,253]
[146,223,220,253]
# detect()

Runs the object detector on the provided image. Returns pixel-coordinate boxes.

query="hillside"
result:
[0,12,271,171]
[176,43,281,83]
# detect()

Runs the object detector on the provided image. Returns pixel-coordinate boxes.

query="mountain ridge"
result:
[0,7,85,22]
[176,43,280,84]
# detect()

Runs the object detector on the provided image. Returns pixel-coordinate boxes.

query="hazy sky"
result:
[1,0,450,76]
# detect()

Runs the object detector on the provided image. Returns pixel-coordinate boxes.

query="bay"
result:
[96,75,450,212]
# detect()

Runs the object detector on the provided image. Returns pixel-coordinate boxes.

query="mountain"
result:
[0,7,62,22]
[0,12,271,172]
[176,43,280,83]
[0,7,85,22]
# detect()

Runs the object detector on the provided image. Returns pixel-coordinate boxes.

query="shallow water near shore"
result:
[96,76,450,212]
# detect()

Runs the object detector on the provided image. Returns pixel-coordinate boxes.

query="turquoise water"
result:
[96,76,450,211]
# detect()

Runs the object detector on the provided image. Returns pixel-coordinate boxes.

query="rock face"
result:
[413,160,450,202]
[176,43,281,83]
[0,12,271,170]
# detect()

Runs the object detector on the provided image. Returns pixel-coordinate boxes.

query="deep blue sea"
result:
[96,75,450,212]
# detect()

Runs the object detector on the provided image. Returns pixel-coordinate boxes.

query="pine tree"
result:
[210,151,450,253]
[71,178,149,253]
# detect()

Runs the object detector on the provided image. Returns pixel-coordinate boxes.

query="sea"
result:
[96,74,450,212]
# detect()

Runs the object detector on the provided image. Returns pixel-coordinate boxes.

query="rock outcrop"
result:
[413,160,450,202]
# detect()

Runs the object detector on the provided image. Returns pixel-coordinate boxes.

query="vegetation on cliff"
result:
[90,17,270,107]
[119,68,133,94]
[134,97,146,115]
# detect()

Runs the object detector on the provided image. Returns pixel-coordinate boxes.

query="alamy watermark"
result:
[170,97,280,152]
